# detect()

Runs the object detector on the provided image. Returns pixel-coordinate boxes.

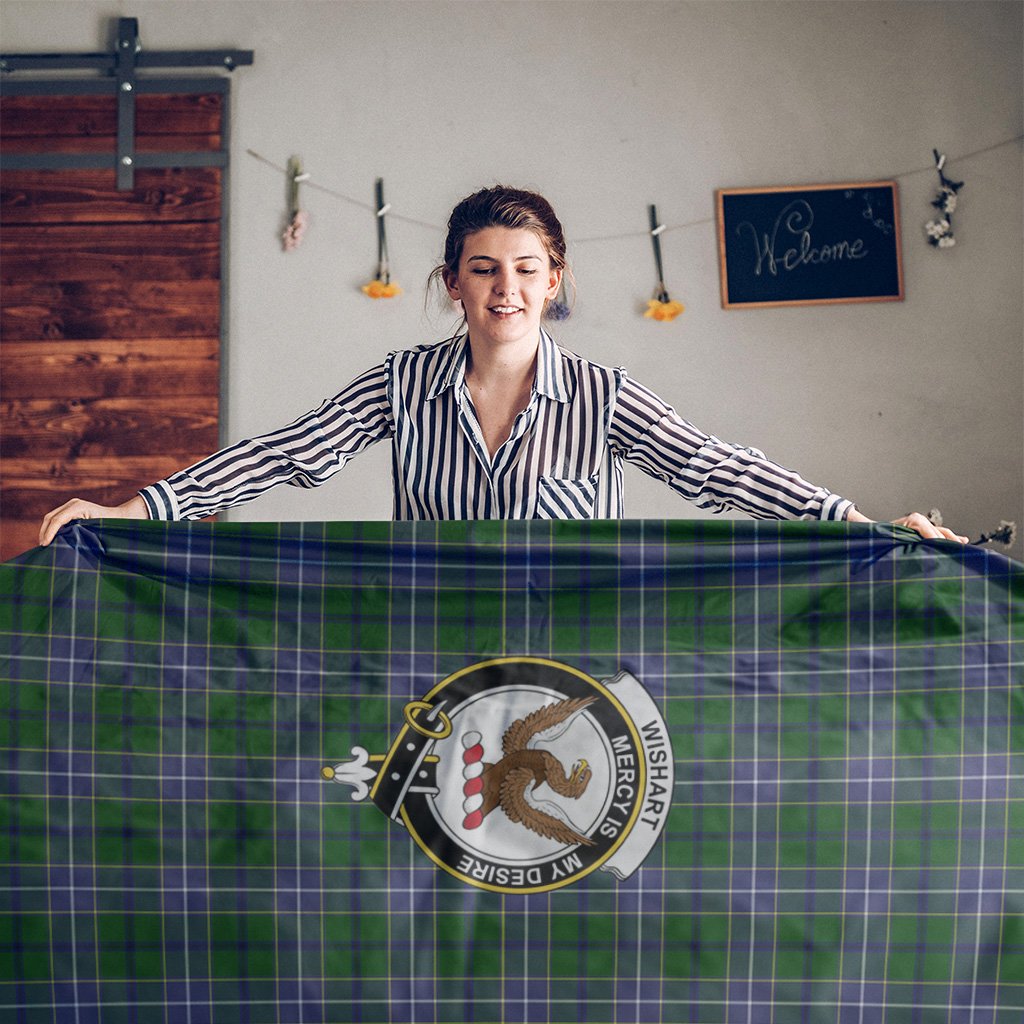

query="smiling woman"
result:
[38,185,967,544]
[441,226,561,460]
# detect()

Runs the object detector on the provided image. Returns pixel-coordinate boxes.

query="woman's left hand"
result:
[848,508,969,543]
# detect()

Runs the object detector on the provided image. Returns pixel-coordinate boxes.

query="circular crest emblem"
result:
[324,657,673,894]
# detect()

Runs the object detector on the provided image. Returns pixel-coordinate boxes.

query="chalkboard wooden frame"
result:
[716,181,904,309]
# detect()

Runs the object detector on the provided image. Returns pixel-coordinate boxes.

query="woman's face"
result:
[444,227,561,350]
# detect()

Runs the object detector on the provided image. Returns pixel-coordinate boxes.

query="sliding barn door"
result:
[1,89,225,561]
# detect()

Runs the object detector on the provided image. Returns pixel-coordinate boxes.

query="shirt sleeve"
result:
[138,360,394,520]
[607,373,854,521]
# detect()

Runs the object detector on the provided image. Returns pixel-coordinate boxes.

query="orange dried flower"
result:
[643,299,685,322]
[361,279,402,299]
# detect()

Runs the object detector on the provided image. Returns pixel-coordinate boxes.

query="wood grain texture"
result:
[1,222,220,283]
[0,93,223,138]
[2,279,219,340]
[0,92,223,558]
[2,455,200,518]
[2,397,219,458]
[1,168,222,224]
[2,339,219,398]
[3,448,220,556]
[1,134,223,155]
[1,520,45,563]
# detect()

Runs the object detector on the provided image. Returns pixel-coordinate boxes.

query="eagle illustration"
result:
[477,696,599,847]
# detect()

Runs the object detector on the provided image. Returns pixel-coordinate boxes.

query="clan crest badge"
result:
[323,657,674,893]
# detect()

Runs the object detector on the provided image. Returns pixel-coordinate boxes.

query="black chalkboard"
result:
[716,181,904,309]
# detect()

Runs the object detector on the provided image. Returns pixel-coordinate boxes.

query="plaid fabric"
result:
[0,519,1021,1023]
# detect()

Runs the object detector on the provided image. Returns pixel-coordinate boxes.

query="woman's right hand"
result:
[39,494,150,547]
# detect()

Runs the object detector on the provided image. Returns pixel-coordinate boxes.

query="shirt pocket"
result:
[534,475,599,519]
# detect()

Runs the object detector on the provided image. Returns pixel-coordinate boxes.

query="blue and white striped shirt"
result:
[139,331,854,522]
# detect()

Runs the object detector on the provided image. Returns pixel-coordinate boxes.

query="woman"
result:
[39,186,967,544]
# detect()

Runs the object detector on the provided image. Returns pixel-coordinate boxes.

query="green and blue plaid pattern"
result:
[1,519,1021,1023]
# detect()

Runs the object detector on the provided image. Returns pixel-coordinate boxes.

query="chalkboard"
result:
[716,181,904,309]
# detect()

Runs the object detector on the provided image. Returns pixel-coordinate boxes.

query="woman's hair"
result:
[428,185,574,320]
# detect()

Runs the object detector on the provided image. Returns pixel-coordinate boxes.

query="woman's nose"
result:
[493,271,517,295]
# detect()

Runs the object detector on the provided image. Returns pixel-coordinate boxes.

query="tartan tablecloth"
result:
[0,519,1021,1023]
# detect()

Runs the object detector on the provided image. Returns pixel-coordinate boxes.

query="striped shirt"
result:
[139,330,854,522]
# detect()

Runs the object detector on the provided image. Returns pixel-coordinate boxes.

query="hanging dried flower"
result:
[644,299,685,322]
[362,178,401,299]
[282,209,308,251]
[282,156,310,252]
[973,521,1017,547]
[925,150,964,249]
[361,279,402,299]
[546,276,572,321]
[644,204,684,323]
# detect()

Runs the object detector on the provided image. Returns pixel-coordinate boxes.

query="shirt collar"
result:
[535,328,571,403]
[426,334,469,400]
[426,329,570,403]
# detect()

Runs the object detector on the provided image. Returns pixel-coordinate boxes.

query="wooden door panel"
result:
[2,521,45,558]
[2,279,220,340]
[2,397,219,459]
[1,168,222,224]
[0,93,222,139]
[2,134,223,155]
[0,222,220,283]
[0,89,223,561]
[2,339,220,398]
[2,456,200,520]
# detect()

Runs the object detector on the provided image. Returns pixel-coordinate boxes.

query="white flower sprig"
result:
[973,521,1017,548]
[925,150,963,249]
[930,510,1017,548]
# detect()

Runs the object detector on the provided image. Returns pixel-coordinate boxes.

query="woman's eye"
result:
[469,266,537,276]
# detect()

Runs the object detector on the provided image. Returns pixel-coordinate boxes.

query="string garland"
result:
[246,134,1022,246]
[247,149,440,231]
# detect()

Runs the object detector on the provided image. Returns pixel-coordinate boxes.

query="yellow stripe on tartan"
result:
[834,530,851,1024]
[43,539,58,1015]
[879,558,899,1018]
[205,541,215,1016]
[992,565,1014,1008]
[724,520,736,1018]
[769,524,783,1024]
[387,519,395,1024]
[946,561,969,1024]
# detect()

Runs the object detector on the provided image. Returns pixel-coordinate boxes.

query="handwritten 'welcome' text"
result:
[736,200,868,277]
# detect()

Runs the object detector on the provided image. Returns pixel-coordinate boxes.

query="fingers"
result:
[38,495,149,547]
[38,498,99,547]
[892,512,969,544]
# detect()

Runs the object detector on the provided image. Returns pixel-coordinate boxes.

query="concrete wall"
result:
[3,0,1021,555]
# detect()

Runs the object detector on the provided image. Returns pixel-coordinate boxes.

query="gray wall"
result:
[4,0,1022,555]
